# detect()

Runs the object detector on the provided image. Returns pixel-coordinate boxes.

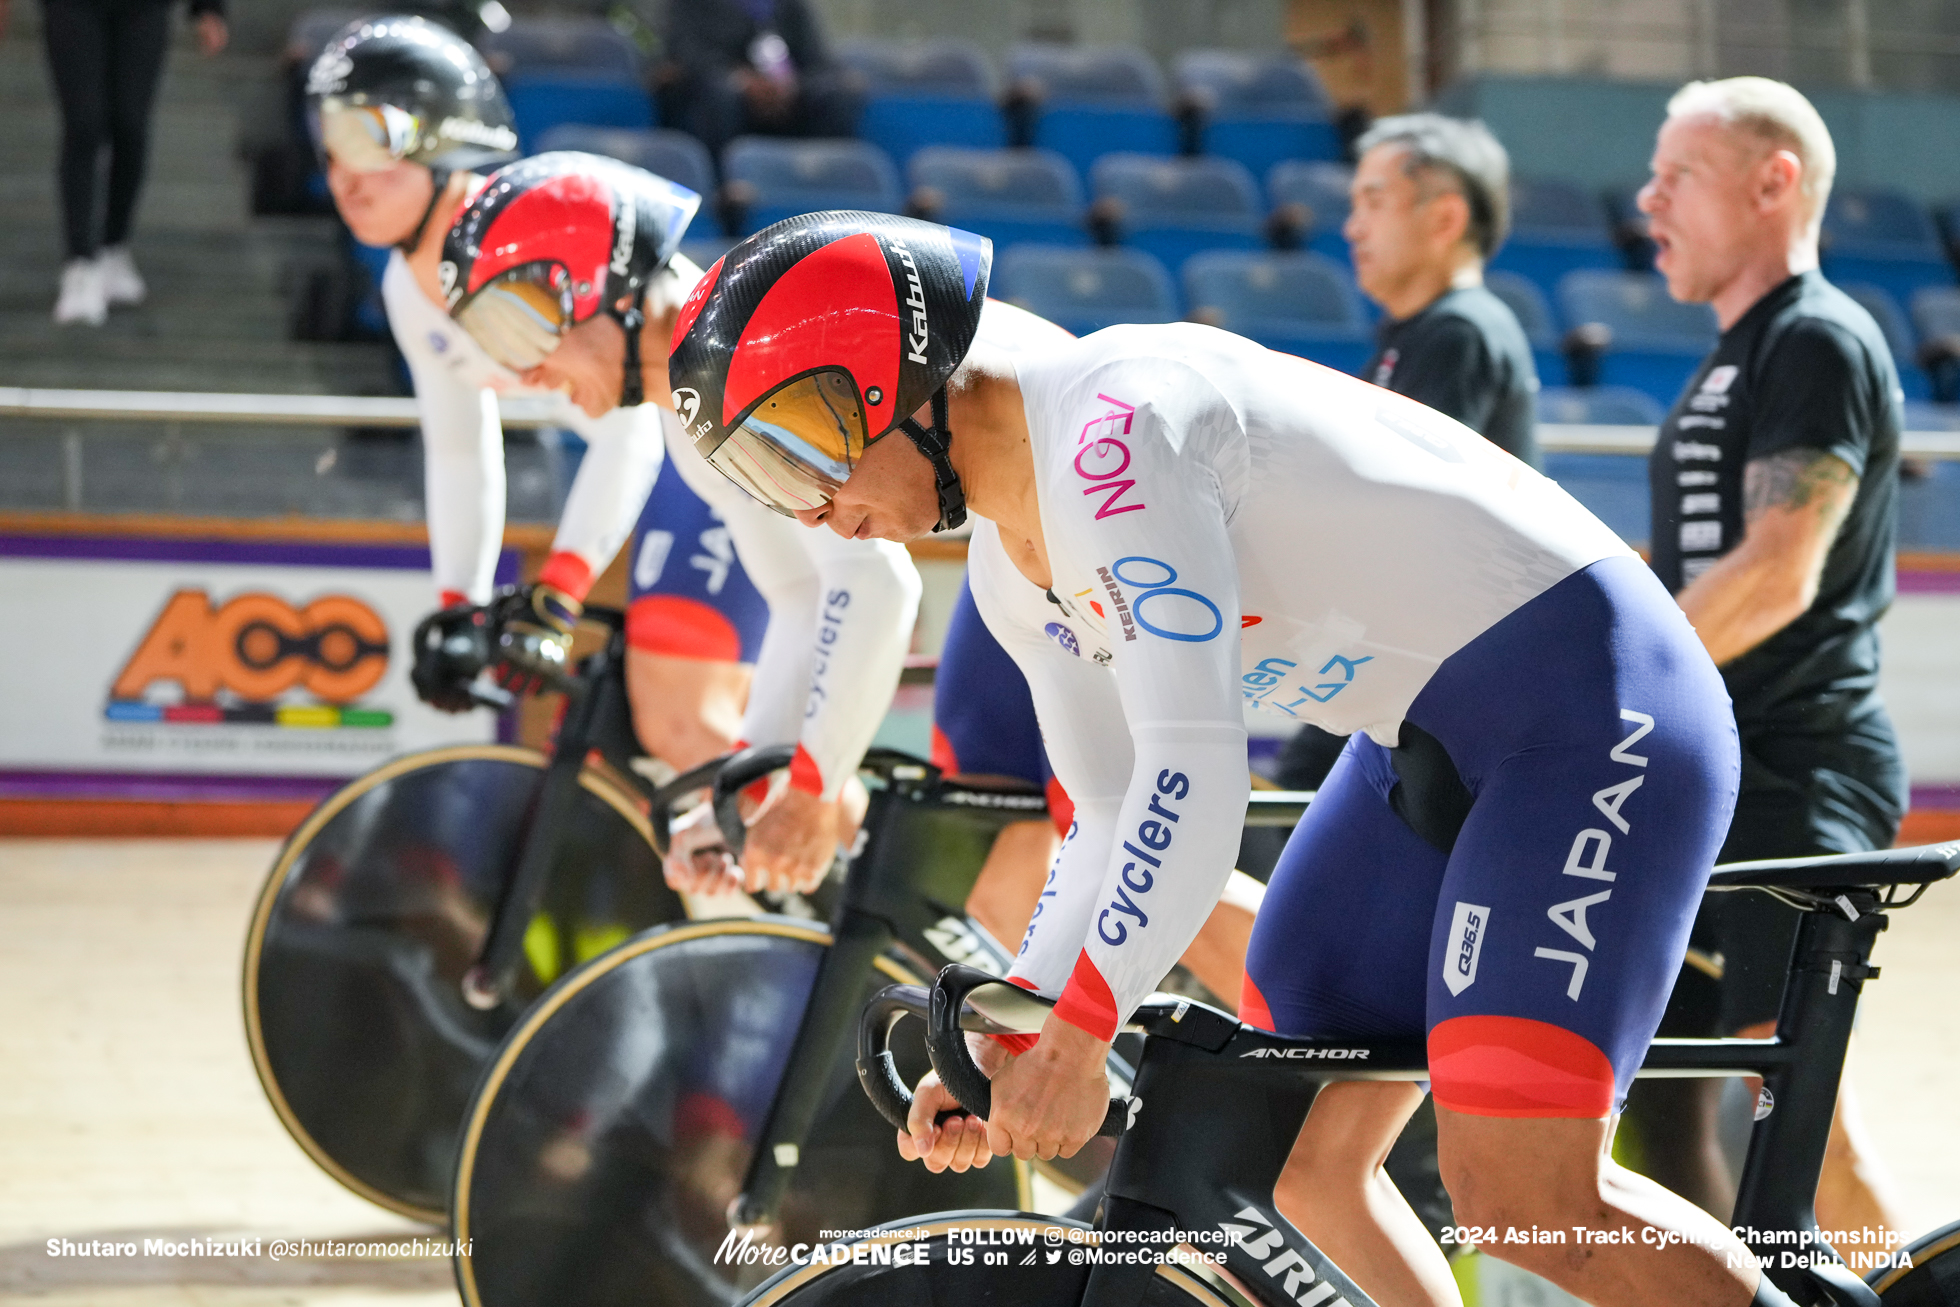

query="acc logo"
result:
[107,589,392,726]
[1044,622,1080,656]
[672,386,701,427]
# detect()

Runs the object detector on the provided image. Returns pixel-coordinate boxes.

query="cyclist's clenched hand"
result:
[896,1071,992,1173]
[983,1016,1112,1163]
[661,801,744,895]
[740,787,840,894]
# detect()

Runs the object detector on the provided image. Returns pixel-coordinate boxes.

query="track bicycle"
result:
[243,605,689,1222]
[733,840,1960,1307]
[447,745,1317,1307]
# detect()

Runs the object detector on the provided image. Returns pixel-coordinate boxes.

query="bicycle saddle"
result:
[1707,841,1960,892]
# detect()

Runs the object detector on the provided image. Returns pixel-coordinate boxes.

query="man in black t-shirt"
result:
[1345,113,1541,470]
[1634,76,1906,1250]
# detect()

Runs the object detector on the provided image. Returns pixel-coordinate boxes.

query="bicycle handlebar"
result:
[924,963,1131,1138]
[711,745,798,858]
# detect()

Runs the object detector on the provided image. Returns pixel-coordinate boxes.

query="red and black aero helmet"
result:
[668,211,991,530]
[441,151,700,405]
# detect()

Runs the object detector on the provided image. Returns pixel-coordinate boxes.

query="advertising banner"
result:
[0,534,514,785]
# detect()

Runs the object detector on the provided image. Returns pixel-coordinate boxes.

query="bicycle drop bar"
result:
[711,746,799,857]
[923,963,1133,1137]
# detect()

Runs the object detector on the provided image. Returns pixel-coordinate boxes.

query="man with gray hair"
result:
[1636,75,1907,1253]
[1344,112,1540,468]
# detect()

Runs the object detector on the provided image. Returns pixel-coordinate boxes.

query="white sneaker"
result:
[97,245,146,305]
[53,258,107,326]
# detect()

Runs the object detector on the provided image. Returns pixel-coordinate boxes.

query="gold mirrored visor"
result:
[705,372,869,517]
[454,269,574,372]
[316,101,420,172]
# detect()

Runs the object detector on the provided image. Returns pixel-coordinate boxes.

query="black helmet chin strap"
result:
[896,387,966,533]
[396,167,452,255]
[615,303,646,407]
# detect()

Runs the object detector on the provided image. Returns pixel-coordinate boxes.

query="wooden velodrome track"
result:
[3,837,1958,1305]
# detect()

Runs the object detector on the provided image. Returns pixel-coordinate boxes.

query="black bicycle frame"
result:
[727,754,1056,1229]
[463,610,639,1008]
[892,875,1900,1307]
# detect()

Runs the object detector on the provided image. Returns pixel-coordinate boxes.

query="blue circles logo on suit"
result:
[1044,622,1080,656]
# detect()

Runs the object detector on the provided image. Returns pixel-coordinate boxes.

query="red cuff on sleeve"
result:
[987,977,1044,1055]
[537,550,595,602]
[1052,950,1120,1043]
[438,589,469,610]
[788,742,824,797]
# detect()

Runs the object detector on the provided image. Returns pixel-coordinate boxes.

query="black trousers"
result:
[43,0,173,260]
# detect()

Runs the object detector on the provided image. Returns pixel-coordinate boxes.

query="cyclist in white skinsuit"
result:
[439,157,922,891]
[669,213,1799,1307]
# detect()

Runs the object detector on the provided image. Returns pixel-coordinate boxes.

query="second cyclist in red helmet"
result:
[442,170,925,896]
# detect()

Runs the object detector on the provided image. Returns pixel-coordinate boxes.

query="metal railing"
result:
[5,388,1960,458]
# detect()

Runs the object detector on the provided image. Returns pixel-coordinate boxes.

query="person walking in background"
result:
[1634,75,1908,1256]
[1,0,228,325]
[656,0,859,158]
[1345,113,1541,470]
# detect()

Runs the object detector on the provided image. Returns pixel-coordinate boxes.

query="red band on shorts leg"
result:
[1239,975,1276,1031]
[627,595,745,663]
[1045,776,1074,838]
[674,1090,749,1141]
[537,550,595,602]
[930,725,960,775]
[1428,1014,1615,1118]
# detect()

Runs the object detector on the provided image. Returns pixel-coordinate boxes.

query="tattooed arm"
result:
[1676,447,1859,665]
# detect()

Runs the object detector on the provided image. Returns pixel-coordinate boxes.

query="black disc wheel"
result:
[453,919,1027,1307]
[1872,1219,1960,1307]
[244,744,685,1222]
[739,1213,1247,1306]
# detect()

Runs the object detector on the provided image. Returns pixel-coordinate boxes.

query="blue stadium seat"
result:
[994,244,1178,337]
[1489,178,1619,301]
[1911,287,1960,403]
[1091,153,1263,273]
[505,78,654,147]
[1837,281,1927,400]
[1008,44,1177,179]
[836,37,993,94]
[1558,270,1717,407]
[482,17,641,81]
[1484,269,1565,388]
[1537,385,1665,426]
[909,147,1087,249]
[1902,400,1960,431]
[1822,189,1955,312]
[533,126,714,196]
[1173,51,1338,182]
[721,137,902,236]
[1183,250,1371,373]
[1008,42,1164,100]
[1266,160,1353,263]
[836,38,1004,167]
